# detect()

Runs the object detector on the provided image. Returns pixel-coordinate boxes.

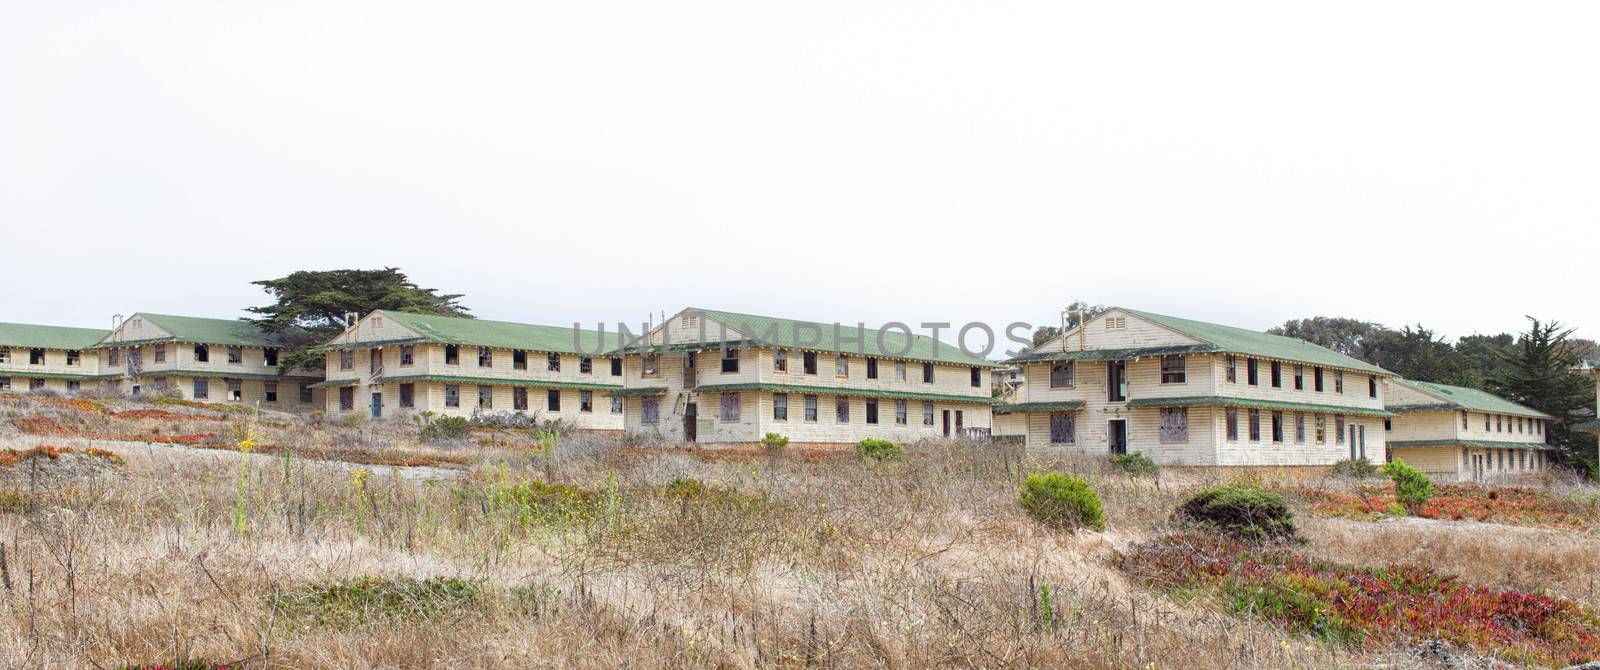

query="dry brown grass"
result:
[0,395,1592,668]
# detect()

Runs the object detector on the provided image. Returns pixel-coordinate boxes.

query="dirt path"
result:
[83,438,467,481]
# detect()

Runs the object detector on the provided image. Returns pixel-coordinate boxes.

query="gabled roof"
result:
[95,313,296,348]
[374,311,621,355]
[679,308,998,367]
[0,322,109,350]
[1115,308,1389,375]
[1389,379,1551,419]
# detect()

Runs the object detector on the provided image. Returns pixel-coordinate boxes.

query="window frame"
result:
[547,389,561,412]
[773,393,789,421]
[1160,355,1187,384]
[1050,361,1075,388]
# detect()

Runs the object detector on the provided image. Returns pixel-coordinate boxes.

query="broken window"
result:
[1335,415,1346,444]
[339,350,353,370]
[227,346,242,364]
[580,391,593,413]
[193,379,209,399]
[29,348,44,365]
[922,362,934,384]
[1271,411,1284,443]
[1334,371,1344,394]
[444,384,460,408]
[1050,412,1075,444]
[29,378,45,391]
[642,397,660,424]
[338,386,353,410]
[1315,414,1326,443]
[923,401,935,426]
[227,379,242,401]
[0,348,8,363]
[610,396,623,414]
[865,399,879,424]
[400,383,415,408]
[513,387,527,411]
[478,385,493,409]
[895,361,907,381]
[548,353,561,372]
[264,348,278,367]
[720,393,739,421]
[1368,376,1377,398]
[804,395,818,422]
[109,349,121,366]
[400,345,414,366]
[1295,412,1306,443]
[1161,355,1187,384]
[773,393,788,421]
[774,349,788,372]
[513,350,526,370]
[1050,361,1075,388]
[1160,408,1187,443]
[580,357,593,374]
[299,384,312,403]
[195,345,214,363]
[264,381,278,402]
[1225,355,1236,383]
[66,350,79,366]
[835,397,850,423]
[371,348,382,374]
[866,358,879,379]
[479,347,493,368]
[721,348,739,373]
[444,345,459,365]
[895,400,908,425]
[803,351,818,375]
[1107,361,1127,402]
[1248,409,1261,442]
[66,381,80,391]
[1294,365,1304,390]
[835,354,849,378]
[154,345,166,363]
[642,354,660,377]
[1,377,13,391]
[547,389,561,412]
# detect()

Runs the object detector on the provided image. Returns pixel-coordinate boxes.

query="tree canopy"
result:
[1032,301,1109,347]
[246,268,471,337]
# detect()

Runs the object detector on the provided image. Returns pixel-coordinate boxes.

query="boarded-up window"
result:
[580,391,593,413]
[774,349,788,372]
[444,384,460,408]
[720,393,740,422]
[865,399,879,425]
[773,393,788,421]
[339,350,353,370]
[547,389,561,412]
[836,397,849,423]
[923,402,934,426]
[228,346,243,364]
[1049,412,1075,444]
[1248,409,1261,442]
[1315,414,1326,443]
[1160,356,1186,384]
[1050,362,1075,388]
[400,383,415,408]
[642,397,659,424]
[804,395,818,422]
[513,387,527,411]
[1159,408,1187,443]
[478,385,493,409]
[895,400,907,425]
[1295,413,1306,443]
[1225,408,1238,441]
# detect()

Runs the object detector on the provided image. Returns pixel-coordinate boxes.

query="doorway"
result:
[371,392,382,418]
[684,402,698,441]
[941,410,951,437]
[1108,419,1128,455]
[683,352,698,389]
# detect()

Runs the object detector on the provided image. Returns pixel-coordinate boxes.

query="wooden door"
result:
[684,402,698,441]
[683,352,697,389]
[941,410,951,437]
[370,392,382,418]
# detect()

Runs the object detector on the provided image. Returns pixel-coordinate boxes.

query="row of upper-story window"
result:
[1463,447,1547,473]
[634,392,964,428]
[1045,355,1378,399]
[158,377,312,402]
[637,348,986,388]
[338,345,625,376]
[1,377,82,391]
[338,382,620,414]
[1459,410,1547,437]
[0,348,83,366]
[102,345,279,367]
[1042,407,1370,449]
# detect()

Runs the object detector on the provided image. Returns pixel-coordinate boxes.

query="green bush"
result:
[1108,452,1158,476]
[662,477,710,499]
[420,415,471,442]
[1382,459,1433,515]
[761,432,789,453]
[1329,457,1380,479]
[856,438,903,460]
[1178,485,1297,542]
[1018,472,1105,532]
[268,575,483,627]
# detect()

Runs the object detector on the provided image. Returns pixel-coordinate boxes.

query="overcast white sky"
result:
[3,1,1595,348]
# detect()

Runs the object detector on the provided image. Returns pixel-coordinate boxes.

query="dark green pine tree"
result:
[1486,317,1597,475]
[246,268,472,371]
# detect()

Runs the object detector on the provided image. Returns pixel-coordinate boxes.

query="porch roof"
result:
[1388,439,1558,451]
[692,383,997,405]
[1124,395,1395,418]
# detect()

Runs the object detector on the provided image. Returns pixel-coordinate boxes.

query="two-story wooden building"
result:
[91,313,324,409]
[313,310,625,430]
[1383,378,1554,480]
[0,322,111,393]
[612,308,998,447]
[1003,308,1397,466]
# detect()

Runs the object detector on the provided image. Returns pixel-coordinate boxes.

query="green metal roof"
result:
[1389,379,1551,419]
[315,336,430,352]
[310,379,358,389]
[1125,395,1395,418]
[0,371,110,381]
[661,308,999,368]
[610,386,668,397]
[1388,439,1557,451]
[94,313,299,349]
[125,370,321,381]
[0,322,109,350]
[1113,308,1390,375]
[375,374,622,392]
[993,401,1086,413]
[1009,344,1216,364]
[1574,419,1600,432]
[692,382,997,405]
[375,311,621,355]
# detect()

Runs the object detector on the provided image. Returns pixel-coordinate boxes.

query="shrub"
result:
[269,575,483,627]
[761,432,789,452]
[1383,459,1433,515]
[1177,485,1297,542]
[856,438,903,460]
[662,477,710,499]
[1018,472,1105,532]
[420,415,470,442]
[1108,452,1158,476]
[1329,457,1380,479]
